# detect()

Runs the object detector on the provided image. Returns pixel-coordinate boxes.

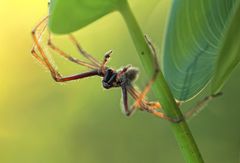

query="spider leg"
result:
[31,49,47,68]
[126,85,157,114]
[50,70,101,82]
[31,16,49,68]
[31,16,62,79]
[125,85,181,122]
[120,85,140,116]
[145,100,182,123]
[121,84,151,116]
[68,34,101,67]
[121,86,132,116]
[47,33,99,69]
[150,109,182,123]
[184,92,223,120]
[31,17,101,82]
[145,101,161,109]
[131,35,160,109]
[100,50,113,73]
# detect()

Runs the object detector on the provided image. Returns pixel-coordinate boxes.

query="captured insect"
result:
[31,16,183,122]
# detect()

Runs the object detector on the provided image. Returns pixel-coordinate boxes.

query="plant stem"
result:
[116,1,204,163]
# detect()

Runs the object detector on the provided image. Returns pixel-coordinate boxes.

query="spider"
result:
[32,16,222,123]
[31,16,183,122]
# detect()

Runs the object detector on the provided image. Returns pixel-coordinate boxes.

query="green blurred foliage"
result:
[0,0,239,163]
[163,0,240,101]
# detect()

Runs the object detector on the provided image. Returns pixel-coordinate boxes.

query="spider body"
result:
[102,67,138,89]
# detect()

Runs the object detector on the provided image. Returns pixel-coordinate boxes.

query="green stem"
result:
[116,1,204,163]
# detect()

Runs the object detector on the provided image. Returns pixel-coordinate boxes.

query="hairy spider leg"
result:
[123,84,141,116]
[31,16,49,68]
[125,85,158,113]
[121,83,157,116]
[31,17,101,82]
[32,16,62,79]
[131,35,160,110]
[69,34,101,67]
[125,85,180,122]
[184,92,223,120]
[47,33,98,70]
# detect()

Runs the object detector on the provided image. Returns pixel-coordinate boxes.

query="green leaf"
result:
[162,0,240,101]
[48,0,125,34]
[212,4,240,93]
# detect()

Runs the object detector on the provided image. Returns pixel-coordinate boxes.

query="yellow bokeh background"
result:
[0,0,240,163]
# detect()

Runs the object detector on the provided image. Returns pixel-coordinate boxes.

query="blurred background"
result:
[0,0,239,163]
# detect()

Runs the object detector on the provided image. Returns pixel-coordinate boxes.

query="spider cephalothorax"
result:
[102,68,139,89]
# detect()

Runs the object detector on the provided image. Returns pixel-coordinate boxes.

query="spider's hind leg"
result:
[184,92,223,120]
[131,35,160,110]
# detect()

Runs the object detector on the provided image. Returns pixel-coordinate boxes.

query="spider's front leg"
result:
[68,34,101,67]
[31,16,61,80]
[47,33,98,70]
[31,17,101,82]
